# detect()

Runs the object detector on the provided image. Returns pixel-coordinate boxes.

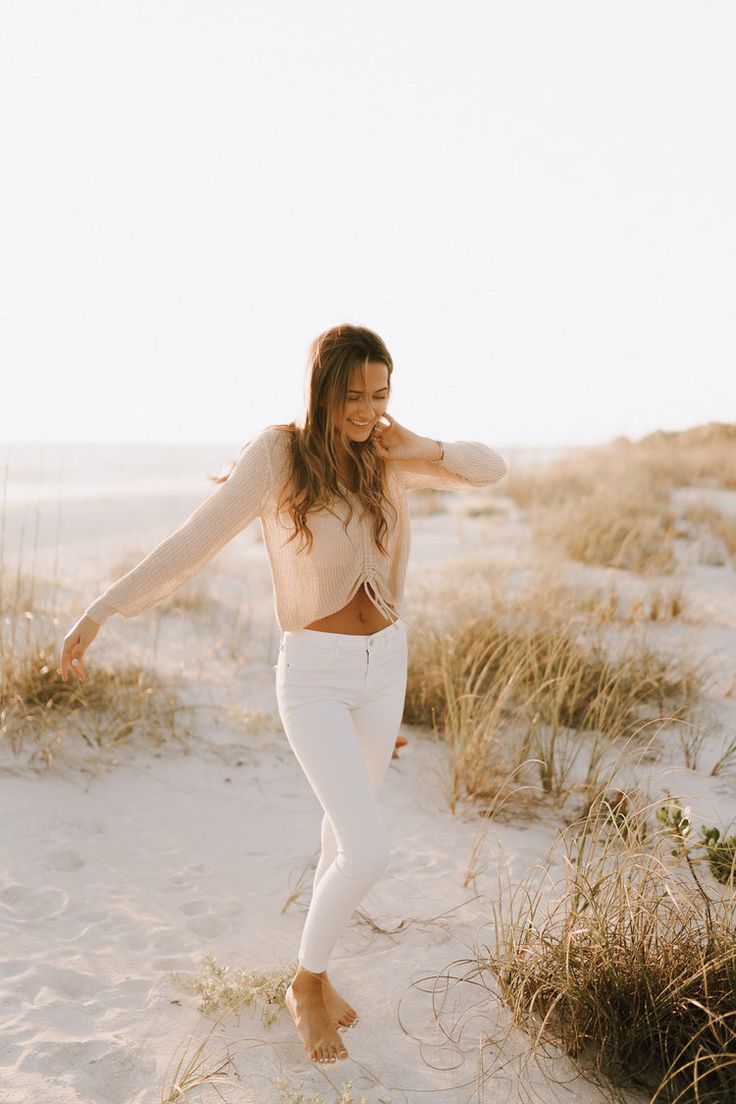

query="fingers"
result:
[59,641,71,681]
[372,412,397,457]
[370,429,389,456]
[71,652,86,681]
[59,636,87,682]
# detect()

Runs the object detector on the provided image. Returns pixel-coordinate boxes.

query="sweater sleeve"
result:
[83,427,276,625]
[394,440,508,492]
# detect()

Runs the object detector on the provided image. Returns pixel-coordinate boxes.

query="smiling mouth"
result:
[348,419,372,427]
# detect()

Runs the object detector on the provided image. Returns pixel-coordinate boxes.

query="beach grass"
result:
[482,785,736,1103]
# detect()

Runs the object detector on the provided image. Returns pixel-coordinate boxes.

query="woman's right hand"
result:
[59,614,101,683]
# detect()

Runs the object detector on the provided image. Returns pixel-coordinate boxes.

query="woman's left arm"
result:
[371,413,508,491]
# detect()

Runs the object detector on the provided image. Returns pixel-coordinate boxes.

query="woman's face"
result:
[341,361,390,445]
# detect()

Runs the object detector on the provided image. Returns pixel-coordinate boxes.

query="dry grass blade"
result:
[159,1010,237,1103]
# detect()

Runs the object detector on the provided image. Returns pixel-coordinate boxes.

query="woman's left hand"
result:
[370,411,437,462]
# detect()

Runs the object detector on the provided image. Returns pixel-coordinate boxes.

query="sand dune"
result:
[2,467,735,1103]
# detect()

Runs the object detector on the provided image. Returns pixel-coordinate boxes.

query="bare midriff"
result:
[303,473,395,635]
[302,580,394,635]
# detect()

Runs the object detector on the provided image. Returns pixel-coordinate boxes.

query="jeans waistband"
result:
[280,617,405,655]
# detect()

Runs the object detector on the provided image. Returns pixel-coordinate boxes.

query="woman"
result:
[58,323,508,1066]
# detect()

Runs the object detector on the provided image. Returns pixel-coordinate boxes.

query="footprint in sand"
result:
[1,885,68,921]
[23,1038,156,1103]
[179,898,208,916]
[163,863,211,893]
[185,913,229,939]
[44,848,86,872]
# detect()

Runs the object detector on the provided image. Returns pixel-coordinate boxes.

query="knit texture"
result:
[84,427,508,631]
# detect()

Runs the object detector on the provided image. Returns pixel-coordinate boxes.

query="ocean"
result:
[0,439,583,508]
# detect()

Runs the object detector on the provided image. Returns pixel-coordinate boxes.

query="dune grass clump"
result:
[524,456,678,573]
[485,787,736,1103]
[623,584,687,622]
[0,626,189,764]
[508,424,736,573]
[404,607,705,813]
[0,536,197,764]
[532,483,678,573]
[636,422,736,490]
[403,617,451,734]
[564,580,688,624]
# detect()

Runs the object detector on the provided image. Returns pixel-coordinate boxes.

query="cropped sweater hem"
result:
[83,427,508,632]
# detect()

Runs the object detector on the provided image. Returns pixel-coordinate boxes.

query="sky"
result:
[1,1,734,450]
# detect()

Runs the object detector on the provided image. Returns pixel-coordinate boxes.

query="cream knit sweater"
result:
[84,427,508,632]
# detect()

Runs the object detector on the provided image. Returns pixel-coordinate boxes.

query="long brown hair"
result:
[209,323,398,556]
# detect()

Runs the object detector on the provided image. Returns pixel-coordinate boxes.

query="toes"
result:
[312,1042,348,1062]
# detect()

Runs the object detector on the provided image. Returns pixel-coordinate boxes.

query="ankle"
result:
[293,964,327,987]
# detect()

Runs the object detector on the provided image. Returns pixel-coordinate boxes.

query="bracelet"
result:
[430,439,444,463]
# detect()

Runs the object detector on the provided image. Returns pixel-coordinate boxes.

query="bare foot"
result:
[285,975,350,1064]
[321,974,359,1030]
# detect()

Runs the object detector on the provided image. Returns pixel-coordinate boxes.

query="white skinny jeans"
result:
[275,617,408,973]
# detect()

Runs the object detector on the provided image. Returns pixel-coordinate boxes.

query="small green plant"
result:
[654,791,736,888]
[700,825,736,884]
[655,792,692,856]
[169,953,292,1028]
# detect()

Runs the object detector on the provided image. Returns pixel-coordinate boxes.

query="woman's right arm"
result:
[58,427,277,678]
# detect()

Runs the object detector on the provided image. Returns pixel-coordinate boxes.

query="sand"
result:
[1,477,735,1103]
